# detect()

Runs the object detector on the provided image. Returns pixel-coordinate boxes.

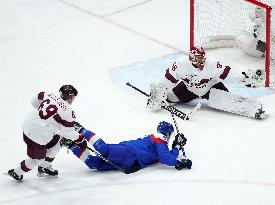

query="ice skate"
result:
[7,169,23,181]
[37,165,58,177]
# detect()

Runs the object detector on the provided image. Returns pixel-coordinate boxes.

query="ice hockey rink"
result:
[1,0,275,204]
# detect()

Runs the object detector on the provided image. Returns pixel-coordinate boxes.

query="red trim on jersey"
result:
[87,133,96,142]
[53,114,74,127]
[38,92,45,100]
[77,147,86,158]
[150,134,167,144]
[165,69,178,83]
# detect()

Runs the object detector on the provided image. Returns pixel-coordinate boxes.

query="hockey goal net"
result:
[190,0,274,87]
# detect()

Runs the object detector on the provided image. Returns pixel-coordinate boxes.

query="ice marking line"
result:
[1,177,275,204]
[104,0,154,17]
[56,0,183,52]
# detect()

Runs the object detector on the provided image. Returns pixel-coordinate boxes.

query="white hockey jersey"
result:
[22,92,80,145]
[162,56,230,96]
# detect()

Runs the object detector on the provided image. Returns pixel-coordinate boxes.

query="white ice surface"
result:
[1,1,275,205]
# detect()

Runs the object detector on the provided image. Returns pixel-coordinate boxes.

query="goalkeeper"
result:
[60,121,192,173]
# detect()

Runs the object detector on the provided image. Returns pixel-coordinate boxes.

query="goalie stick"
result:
[126,82,201,120]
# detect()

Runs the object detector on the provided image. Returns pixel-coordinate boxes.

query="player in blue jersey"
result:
[60,121,192,173]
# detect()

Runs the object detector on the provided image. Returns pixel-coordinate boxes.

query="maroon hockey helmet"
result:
[59,85,78,100]
[189,46,206,70]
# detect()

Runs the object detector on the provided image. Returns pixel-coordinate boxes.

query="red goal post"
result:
[190,0,273,87]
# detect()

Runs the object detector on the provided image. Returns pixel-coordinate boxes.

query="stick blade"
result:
[186,103,201,120]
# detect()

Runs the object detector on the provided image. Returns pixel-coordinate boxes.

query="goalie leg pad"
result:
[208,88,268,119]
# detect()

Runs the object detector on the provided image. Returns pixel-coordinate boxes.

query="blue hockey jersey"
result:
[70,128,180,170]
[119,134,179,167]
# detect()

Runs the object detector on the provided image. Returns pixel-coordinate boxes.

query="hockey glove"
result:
[175,159,192,170]
[60,138,74,148]
[172,133,187,150]
[74,121,84,133]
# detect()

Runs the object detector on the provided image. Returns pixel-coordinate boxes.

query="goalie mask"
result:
[157,121,174,140]
[189,46,206,70]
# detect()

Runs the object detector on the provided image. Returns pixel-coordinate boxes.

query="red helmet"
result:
[189,46,206,70]
[59,85,78,100]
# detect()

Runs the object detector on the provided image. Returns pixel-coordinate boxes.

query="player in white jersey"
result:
[148,47,268,119]
[7,85,84,180]
[162,47,230,103]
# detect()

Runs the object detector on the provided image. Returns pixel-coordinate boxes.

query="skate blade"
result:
[259,113,270,119]
[186,103,201,120]
[2,172,9,176]
[37,172,46,177]
[37,172,58,178]
[2,172,23,182]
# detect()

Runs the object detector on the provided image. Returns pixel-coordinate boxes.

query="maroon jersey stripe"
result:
[199,78,211,84]
[165,69,178,83]
[219,66,231,80]
[53,114,74,127]
[20,160,31,172]
[38,92,45,100]
[45,157,54,162]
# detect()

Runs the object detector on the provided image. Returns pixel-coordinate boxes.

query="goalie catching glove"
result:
[60,134,87,149]
[172,133,187,150]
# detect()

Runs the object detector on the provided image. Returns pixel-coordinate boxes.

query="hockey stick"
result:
[170,110,186,158]
[126,82,201,120]
[71,141,140,174]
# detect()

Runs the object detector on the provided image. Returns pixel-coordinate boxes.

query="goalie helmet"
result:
[157,121,174,137]
[59,85,78,100]
[189,46,206,70]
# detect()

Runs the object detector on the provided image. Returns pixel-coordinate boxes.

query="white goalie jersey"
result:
[22,92,80,145]
[162,56,231,97]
